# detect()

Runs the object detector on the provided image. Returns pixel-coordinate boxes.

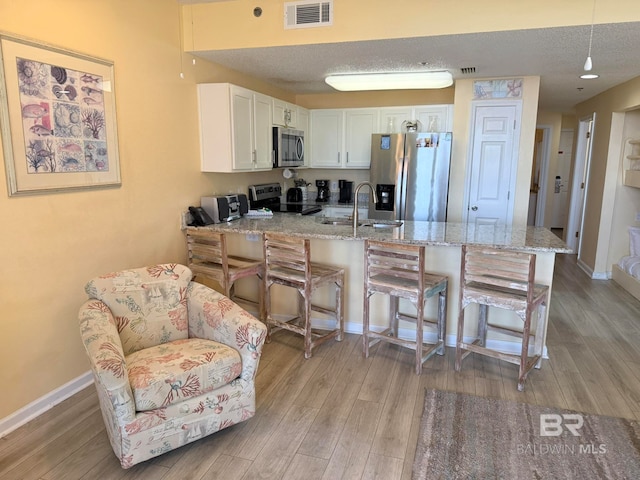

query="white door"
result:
[466,102,520,226]
[566,115,595,253]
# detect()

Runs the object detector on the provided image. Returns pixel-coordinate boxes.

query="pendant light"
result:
[581,0,599,79]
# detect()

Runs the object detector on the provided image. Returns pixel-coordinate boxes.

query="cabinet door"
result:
[273,98,297,127]
[297,107,310,167]
[345,109,378,168]
[254,93,273,170]
[414,105,453,132]
[378,107,413,133]
[310,110,343,168]
[230,86,255,170]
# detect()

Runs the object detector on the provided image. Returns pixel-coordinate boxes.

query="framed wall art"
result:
[0,33,120,196]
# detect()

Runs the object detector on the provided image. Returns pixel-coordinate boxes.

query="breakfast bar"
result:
[190,214,571,356]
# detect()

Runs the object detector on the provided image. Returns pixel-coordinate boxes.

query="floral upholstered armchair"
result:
[78,263,267,468]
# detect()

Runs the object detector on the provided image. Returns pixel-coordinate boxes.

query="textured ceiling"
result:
[191,22,640,113]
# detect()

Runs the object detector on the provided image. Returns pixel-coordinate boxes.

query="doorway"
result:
[527,126,552,226]
[566,114,595,254]
[464,101,522,226]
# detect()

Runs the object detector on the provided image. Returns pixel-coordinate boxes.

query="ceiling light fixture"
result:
[325,71,453,91]
[581,0,599,79]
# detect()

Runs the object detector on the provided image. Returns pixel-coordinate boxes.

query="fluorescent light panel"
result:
[325,71,453,91]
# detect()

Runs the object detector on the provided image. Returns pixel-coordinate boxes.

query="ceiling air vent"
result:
[460,67,476,75]
[285,1,333,29]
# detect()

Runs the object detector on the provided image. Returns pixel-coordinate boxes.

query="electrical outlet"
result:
[246,234,261,242]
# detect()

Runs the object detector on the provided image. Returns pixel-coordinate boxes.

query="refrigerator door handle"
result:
[398,154,409,221]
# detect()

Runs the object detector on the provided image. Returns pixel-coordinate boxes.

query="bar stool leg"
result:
[390,295,399,338]
[363,291,372,358]
[517,307,533,391]
[437,283,447,355]
[534,303,546,369]
[455,304,465,371]
[303,285,313,359]
[415,292,425,375]
[336,279,344,341]
[264,279,273,343]
[478,305,489,347]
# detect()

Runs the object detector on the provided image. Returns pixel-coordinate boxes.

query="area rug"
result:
[413,389,640,479]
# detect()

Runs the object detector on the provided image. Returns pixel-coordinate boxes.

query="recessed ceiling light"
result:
[580,73,599,79]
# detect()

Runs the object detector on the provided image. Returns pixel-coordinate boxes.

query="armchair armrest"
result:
[78,300,135,423]
[187,282,267,381]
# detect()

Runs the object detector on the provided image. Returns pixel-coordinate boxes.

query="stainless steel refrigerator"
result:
[369,132,452,221]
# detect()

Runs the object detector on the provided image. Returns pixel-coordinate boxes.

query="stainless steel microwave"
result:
[272,127,304,167]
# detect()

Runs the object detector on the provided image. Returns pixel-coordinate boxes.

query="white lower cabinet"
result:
[197,83,272,172]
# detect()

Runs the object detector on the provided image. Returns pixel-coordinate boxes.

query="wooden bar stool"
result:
[363,240,448,375]
[186,227,265,320]
[263,232,344,359]
[455,245,550,391]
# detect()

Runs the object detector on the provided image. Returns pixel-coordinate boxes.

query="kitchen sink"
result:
[318,217,403,228]
[318,217,356,226]
[361,220,404,228]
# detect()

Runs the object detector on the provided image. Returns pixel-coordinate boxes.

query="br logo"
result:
[540,414,584,436]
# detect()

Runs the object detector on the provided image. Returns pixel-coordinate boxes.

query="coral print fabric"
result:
[79,264,267,468]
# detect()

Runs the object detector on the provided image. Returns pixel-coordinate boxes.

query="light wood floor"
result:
[2,253,640,480]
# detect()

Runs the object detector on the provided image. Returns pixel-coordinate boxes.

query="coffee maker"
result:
[338,180,353,204]
[316,180,330,202]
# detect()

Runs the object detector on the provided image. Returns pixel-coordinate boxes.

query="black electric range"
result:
[248,183,322,215]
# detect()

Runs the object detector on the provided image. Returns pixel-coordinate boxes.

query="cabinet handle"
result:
[338,152,341,164]
[253,150,256,163]
[346,152,349,163]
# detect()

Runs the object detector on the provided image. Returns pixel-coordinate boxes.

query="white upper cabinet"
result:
[414,105,453,132]
[378,107,414,133]
[310,109,343,168]
[344,109,379,168]
[378,105,453,133]
[310,108,378,169]
[272,98,298,127]
[197,83,273,172]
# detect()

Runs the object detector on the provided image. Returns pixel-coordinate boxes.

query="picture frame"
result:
[0,33,120,196]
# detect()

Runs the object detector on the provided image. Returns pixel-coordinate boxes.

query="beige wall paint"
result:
[447,77,540,224]
[0,0,294,420]
[296,89,454,110]
[183,0,640,51]
[575,76,640,274]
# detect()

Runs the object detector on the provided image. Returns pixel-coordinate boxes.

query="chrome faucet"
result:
[353,182,378,236]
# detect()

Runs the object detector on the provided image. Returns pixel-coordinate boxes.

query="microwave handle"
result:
[296,137,304,161]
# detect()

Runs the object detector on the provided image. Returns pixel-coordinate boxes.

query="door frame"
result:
[566,113,596,254]
[462,100,522,225]
[533,125,552,226]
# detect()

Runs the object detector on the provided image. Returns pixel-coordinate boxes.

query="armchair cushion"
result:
[126,337,241,411]
[85,264,192,355]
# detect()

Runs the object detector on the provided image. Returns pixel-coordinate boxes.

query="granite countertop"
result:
[195,213,572,253]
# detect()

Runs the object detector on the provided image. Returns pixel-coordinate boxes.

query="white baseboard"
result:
[0,372,93,439]
[341,319,548,359]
